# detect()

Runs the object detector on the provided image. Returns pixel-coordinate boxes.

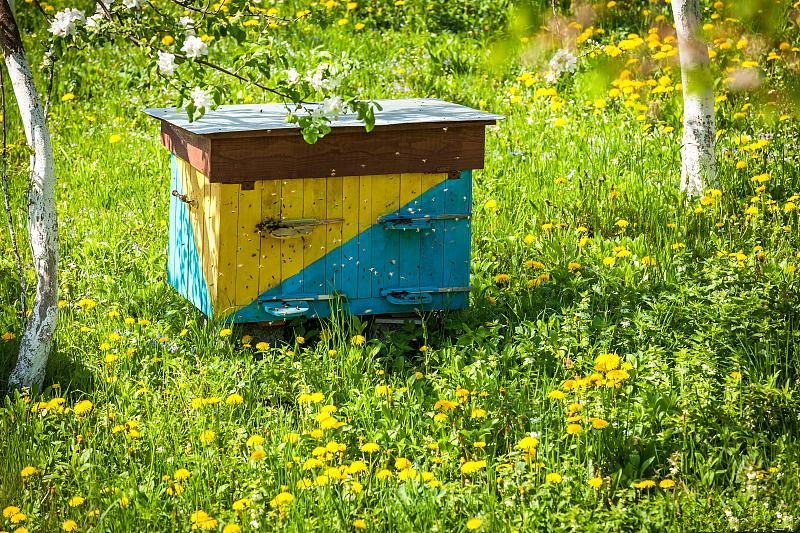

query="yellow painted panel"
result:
[173,164,451,315]
[400,174,424,215]
[420,173,447,202]
[341,176,360,243]
[280,179,304,294]
[235,182,263,306]
[204,182,221,308]
[303,178,328,295]
[357,175,372,299]
[372,174,400,294]
[178,159,206,265]
[326,176,344,292]
[213,183,239,315]
[259,179,282,294]
[340,176,360,292]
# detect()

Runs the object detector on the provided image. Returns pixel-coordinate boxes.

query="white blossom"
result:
[122,0,142,9]
[286,68,300,85]
[305,63,339,92]
[179,16,196,35]
[85,13,104,30]
[190,87,212,111]
[48,8,85,37]
[157,51,176,76]
[181,36,208,59]
[544,49,577,84]
[313,96,347,120]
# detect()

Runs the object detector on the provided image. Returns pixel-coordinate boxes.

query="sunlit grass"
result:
[2,1,800,531]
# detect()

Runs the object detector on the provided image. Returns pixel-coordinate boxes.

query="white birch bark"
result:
[1,7,59,391]
[671,0,717,197]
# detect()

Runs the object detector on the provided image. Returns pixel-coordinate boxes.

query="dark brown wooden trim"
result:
[200,119,497,140]
[159,122,488,182]
[161,122,212,176]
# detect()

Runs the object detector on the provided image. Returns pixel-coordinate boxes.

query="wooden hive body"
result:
[147,99,501,322]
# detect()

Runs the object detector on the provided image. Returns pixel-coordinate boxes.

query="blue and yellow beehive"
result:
[146,99,501,322]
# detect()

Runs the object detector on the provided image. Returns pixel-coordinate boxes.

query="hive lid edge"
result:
[143,98,503,136]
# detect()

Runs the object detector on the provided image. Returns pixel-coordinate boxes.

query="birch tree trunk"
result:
[1,0,59,391]
[671,0,717,197]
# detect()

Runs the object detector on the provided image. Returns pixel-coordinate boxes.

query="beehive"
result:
[145,99,501,322]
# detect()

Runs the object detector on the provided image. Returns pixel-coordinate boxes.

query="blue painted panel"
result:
[357,176,372,299]
[167,157,181,289]
[231,174,471,322]
[372,175,401,297]
[419,179,446,291]
[168,154,213,317]
[339,177,360,299]
[325,178,343,294]
[234,294,451,323]
[442,170,472,309]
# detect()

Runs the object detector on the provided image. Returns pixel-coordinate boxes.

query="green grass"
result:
[2,1,800,531]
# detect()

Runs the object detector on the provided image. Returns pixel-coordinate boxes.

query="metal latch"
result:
[380,286,472,305]
[379,213,471,230]
[256,218,344,239]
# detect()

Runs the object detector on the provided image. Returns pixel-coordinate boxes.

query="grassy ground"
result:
[2,1,800,531]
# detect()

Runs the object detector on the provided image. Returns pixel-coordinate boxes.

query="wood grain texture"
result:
[162,122,212,176]
[159,124,487,183]
[235,181,262,306]
[258,179,282,295]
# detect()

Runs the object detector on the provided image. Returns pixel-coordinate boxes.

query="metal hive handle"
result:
[171,189,197,207]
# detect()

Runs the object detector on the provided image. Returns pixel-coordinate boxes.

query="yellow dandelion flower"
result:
[466,517,482,530]
[360,442,380,453]
[199,430,215,445]
[225,393,244,405]
[69,496,86,507]
[588,477,603,489]
[232,498,250,511]
[517,436,539,452]
[566,423,582,435]
[545,472,562,484]
[351,335,366,346]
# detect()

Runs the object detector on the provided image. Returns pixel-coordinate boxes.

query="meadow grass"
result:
[2,1,800,531]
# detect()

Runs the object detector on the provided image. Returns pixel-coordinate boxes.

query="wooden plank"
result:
[180,158,212,316]
[325,176,344,294]
[372,174,400,296]
[443,171,472,309]
[161,122,212,177]
[280,179,304,295]
[302,178,328,296]
[235,181,263,306]
[167,156,182,290]
[183,162,206,267]
[397,173,423,290]
[212,183,240,315]
[340,176,360,299]
[419,173,446,290]
[205,182,221,312]
[259,179,282,295]
[357,175,372,299]
[201,125,487,182]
